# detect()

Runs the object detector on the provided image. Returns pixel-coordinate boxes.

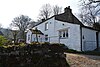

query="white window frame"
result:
[45,35,48,41]
[28,35,30,41]
[45,22,48,31]
[59,29,68,39]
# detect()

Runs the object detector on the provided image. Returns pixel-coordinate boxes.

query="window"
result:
[45,35,48,41]
[62,24,64,26]
[59,29,68,39]
[28,35,30,41]
[50,22,51,24]
[63,31,65,37]
[45,22,48,30]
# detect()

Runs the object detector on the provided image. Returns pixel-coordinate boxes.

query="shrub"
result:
[93,23,100,31]
[81,51,100,56]
[41,42,50,46]
[65,49,78,53]
[0,35,8,46]
[19,43,26,47]
[50,43,65,47]
[31,42,40,45]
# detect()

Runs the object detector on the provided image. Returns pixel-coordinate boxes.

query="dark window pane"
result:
[63,31,65,37]
[45,35,48,41]
[66,32,68,37]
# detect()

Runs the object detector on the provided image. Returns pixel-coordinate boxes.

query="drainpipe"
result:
[80,26,83,51]
[31,33,32,43]
[58,36,60,43]
[96,32,99,51]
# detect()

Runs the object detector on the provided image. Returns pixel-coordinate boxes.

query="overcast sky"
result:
[0,0,80,28]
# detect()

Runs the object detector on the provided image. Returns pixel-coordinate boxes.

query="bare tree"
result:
[79,0,100,25]
[11,15,32,39]
[0,23,2,30]
[53,5,62,15]
[78,0,100,50]
[88,0,100,4]
[38,4,52,20]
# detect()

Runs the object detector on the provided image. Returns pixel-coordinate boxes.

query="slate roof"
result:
[55,6,84,26]
[30,28,44,35]
[55,13,84,26]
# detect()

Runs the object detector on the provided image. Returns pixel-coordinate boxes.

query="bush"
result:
[0,35,8,46]
[19,43,26,47]
[41,42,50,46]
[93,23,100,31]
[81,51,100,56]
[65,49,78,53]
[50,43,65,47]
[65,49,100,56]
[31,42,40,45]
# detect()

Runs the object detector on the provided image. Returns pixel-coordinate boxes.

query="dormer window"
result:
[45,22,48,31]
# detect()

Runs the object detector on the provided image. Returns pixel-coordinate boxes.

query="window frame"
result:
[45,35,48,41]
[59,29,68,39]
[28,34,30,41]
[45,22,48,31]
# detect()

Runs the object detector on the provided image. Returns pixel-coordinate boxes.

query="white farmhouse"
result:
[26,6,100,51]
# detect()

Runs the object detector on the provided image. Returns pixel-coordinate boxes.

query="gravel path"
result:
[65,53,100,67]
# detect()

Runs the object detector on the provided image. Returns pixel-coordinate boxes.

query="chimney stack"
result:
[64,6,72,13]
[42,19,45,22]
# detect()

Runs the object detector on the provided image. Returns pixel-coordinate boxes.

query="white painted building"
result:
[26,6,100,51]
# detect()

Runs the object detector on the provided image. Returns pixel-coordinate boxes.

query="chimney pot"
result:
[68,6,70,8]
[42,19,45,22]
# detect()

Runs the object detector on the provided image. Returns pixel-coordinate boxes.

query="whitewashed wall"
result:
[98,32,100,47]
[55,20,81,51]
[26,30,45,43]
[35,17,81,51]
[26,17,100,51]
[82,28,97,51]
[35,18,57,42]
[26,30,32,44]
[31,34,45,42]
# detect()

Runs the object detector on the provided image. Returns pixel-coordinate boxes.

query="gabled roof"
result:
[82,25,100,31]
[55,6,84,26]
[55,13,84,26]
[30,28,44,35]
[33,16,54,27]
